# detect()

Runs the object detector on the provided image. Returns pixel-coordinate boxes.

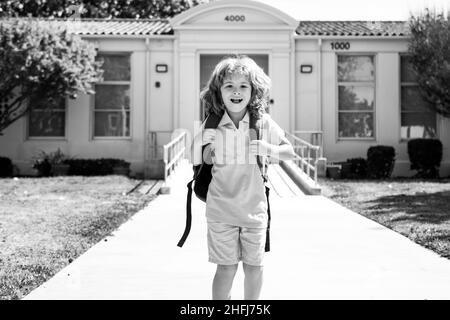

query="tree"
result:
[408,8,450,118]
[0,0,207,19]
[0,18,103,134]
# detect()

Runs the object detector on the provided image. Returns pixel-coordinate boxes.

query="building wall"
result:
[296,38,450,177]
[1,15,450,178]
[295,39,321,133]
[0,37,175,176]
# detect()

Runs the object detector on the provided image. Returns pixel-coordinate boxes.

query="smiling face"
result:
[220,73,252,114]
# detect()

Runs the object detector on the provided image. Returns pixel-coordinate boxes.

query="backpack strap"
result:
[249,114,268,182]
[249,113,271,252]
[178,111,223,248]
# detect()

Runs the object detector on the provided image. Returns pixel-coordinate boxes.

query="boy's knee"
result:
[243,263,263,275]
[217,264,238,275]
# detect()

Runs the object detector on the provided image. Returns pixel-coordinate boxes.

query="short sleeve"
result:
[262,114,285,146]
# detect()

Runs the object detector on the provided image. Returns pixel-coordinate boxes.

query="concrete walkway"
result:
[24,160,450,300]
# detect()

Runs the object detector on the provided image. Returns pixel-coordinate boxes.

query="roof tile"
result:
[1,18,410,37]
[296,21,410,37]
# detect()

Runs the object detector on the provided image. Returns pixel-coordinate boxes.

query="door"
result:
[199,54,269,120]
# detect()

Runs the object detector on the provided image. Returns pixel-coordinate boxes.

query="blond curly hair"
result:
[200,54,271,120]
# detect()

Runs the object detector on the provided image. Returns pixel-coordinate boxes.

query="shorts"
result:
[207,220,266,267]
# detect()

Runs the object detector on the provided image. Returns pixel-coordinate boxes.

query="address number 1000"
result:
[224,15,246,22]
[331,42,351,50]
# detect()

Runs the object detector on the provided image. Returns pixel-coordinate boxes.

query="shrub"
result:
[64,158,130,176]
[367,146,396,179]
[346,157,368,179]
[407,138,443,178]
[0,156,13,177]
[32,149,69,177]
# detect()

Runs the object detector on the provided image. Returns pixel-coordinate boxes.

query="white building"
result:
[1,0,449,178]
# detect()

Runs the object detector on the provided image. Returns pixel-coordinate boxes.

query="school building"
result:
[1,0,449,178]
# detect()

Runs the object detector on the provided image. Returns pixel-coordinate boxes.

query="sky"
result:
[253,0,449,20]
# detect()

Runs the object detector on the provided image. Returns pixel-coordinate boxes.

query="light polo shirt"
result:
[201,110,285,228]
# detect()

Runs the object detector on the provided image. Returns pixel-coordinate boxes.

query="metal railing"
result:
[147,130,186,180]
[285,131,323,183]
[162,131,187,180]
[293,130,323,158]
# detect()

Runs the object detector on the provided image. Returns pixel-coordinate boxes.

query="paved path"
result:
[24,160,450,300]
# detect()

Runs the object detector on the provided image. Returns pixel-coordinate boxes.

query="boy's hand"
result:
[202,129,216,147]
[249,140,273,157]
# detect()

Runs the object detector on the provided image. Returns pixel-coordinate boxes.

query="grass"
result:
[0,175,156,300]
[319,177,450,260]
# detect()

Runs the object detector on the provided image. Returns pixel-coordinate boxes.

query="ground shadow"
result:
[365,191,450,224]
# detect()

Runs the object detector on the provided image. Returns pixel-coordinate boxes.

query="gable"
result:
[170,0,298,30]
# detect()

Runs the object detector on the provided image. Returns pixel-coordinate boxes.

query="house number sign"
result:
[224,15,246,22]
[331,42,351,50]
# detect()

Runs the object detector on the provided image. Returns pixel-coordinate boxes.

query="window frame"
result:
[92,52,132,140]
[398,53,438,142]
[26,96,68,140]
[335,53,377,141]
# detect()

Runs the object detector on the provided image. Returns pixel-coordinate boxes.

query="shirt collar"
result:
[218,110,249,127]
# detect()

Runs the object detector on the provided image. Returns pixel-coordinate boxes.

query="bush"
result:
[64,158,130,176]
[0,156,13,177]
[367,146,396,179]
[32,149,68,177]
[407,138,443,178]
[345,157,368,179]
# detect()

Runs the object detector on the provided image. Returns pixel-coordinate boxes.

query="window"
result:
[400,55,436,139]
[94,53,131,137]
[28,96,66,137]
[337,55,375,139]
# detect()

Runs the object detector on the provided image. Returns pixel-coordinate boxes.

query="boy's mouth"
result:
[230,98,243,104]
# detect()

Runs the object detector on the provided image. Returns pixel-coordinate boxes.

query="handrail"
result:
[285,131,323,183]
[162,131,187,180]
[293,130,323,158]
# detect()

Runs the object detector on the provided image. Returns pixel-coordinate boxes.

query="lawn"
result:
[319,177,450,260]
[0,175,156,300]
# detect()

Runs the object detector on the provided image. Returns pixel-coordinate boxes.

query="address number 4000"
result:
[224,15,246,22]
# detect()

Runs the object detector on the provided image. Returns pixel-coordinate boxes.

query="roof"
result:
[297,21,410,37]
[0,18,411,37]
[0,18,174,36]
[63,19,173,36]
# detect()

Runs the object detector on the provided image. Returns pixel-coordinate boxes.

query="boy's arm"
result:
[190,124,204,165]
[202,143,214,165]
[272,136,296,161]
[249,137,295,161]
[190,123,215,165]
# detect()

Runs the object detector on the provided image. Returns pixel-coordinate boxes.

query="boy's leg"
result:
[207,221,240,300]
[243,263,263,300]
[213,264,239,300]
[240,226,266,300]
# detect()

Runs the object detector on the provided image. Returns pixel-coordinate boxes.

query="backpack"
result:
[177,110,272,252]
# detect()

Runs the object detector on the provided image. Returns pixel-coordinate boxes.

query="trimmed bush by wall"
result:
[345,157,368,179]
[0,156,13,177]
[367,146,396,179]
[407,138,443,178]
[64,158,131,176]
